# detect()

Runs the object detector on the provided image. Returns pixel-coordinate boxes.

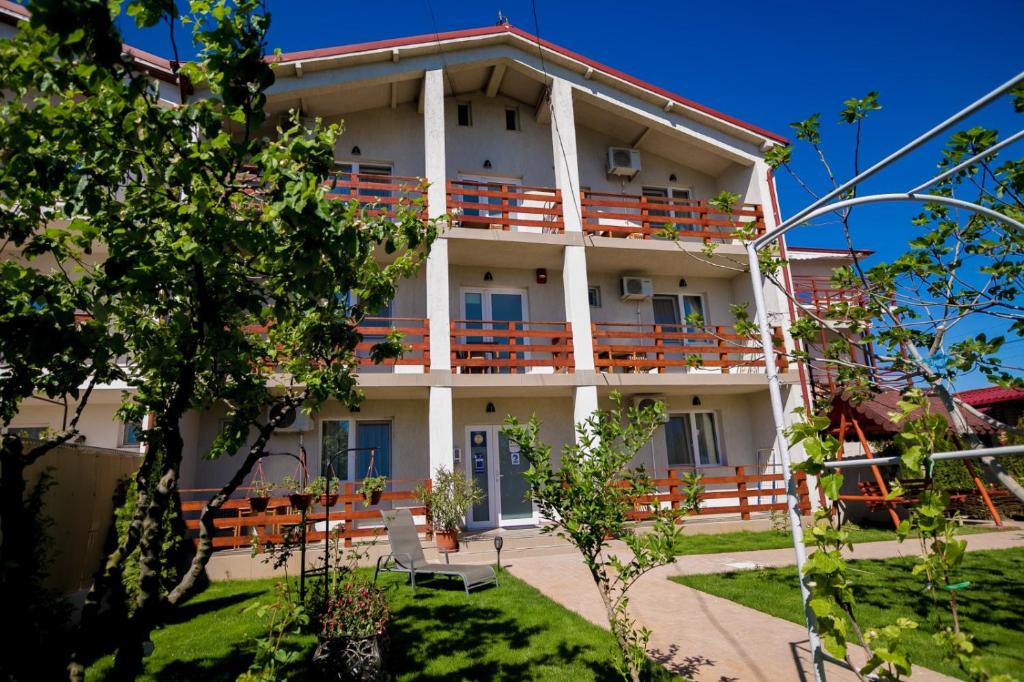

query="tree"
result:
[764,88,1024,494]
[0,1,436,678]
[502,393,702,682]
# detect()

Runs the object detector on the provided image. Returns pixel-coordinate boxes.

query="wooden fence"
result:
[581,191,764,241]
[179,479,432,552]
[625,465,811,520]
[450,319,574,374]
[447,179,564,232]
[324,172,427,219]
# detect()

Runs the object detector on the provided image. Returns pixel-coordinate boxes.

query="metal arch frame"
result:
[745,70,1024,682]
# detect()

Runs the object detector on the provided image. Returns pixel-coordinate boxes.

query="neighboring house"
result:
[4,11,817,529]
[957,387,1024,438]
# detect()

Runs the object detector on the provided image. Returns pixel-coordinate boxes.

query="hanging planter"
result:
[283,475,326,512]
[361,475,387,507]
[248,474,273,513]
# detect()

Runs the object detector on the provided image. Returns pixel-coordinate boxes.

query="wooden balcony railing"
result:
[624,466,810,521]
[325,172,427,219]
[791,275,867,313]
[450,319,573,374]
[354,317,429,368]
[592,323,787,373]
[180,479,432,551]
[581,190,764,241]
[447,180,564,233]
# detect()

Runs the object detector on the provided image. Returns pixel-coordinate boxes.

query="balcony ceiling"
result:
[573,97,734,177]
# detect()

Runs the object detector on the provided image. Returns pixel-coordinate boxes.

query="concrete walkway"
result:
[505,529,1024,681]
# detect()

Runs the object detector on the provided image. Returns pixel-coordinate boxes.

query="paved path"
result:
[505,529,1024,681]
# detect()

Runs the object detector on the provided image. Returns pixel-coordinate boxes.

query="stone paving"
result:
[504,528,1024,681]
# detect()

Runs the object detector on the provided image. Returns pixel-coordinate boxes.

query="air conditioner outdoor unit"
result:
[274,407,313,433]
[607,147,641,177]
[632,395,669,422]
[620,276,654,301]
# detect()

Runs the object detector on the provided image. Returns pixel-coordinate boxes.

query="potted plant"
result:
[416,466,484,552]
[320,477,341,507]
[248,479,274,513]
[361,475,387,507]
[283,475,326,512]
[313,576,390,681]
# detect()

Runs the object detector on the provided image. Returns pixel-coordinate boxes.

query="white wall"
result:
[445,92,555,186]
[331,104,425,178]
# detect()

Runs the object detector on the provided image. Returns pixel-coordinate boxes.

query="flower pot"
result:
[435,529,459,552]
[313,631,389,682]
[289,493,313,511]
[248,496,270,513]
[364,490,383,506]
[320,493,339,507]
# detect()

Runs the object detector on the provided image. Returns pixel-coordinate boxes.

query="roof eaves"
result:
[270,23,789,146]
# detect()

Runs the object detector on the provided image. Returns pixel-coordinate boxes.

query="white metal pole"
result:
[745,244,826,682]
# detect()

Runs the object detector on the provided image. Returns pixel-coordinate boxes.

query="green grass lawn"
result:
[86,570,676,681]
[671,548,1024,679]
[674,523,996,556]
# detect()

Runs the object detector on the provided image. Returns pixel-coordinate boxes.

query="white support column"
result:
[550,77,595,373]
[572,386,599,430]
[423,68,451,371]
[428,386,454,477]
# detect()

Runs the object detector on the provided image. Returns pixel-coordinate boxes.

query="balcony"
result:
[324,172,427,220]
[447,180,564,233]
[581,191,764,242]
[354,317,429,370]
[450,319,574,374]
[791,275,867,316]
[592,323,787,374]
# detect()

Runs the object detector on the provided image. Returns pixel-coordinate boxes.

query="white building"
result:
[6,15,832,530]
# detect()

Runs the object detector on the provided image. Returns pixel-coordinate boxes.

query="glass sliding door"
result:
[356,421,391,480]
[664,412,722,467]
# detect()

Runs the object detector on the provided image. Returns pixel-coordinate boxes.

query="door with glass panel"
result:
[466,425,535,528]
[664,412,722,467]
[461,289,527,373]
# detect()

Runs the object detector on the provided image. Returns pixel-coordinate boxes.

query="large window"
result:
[9,425,46,440]
[319,419,392,481]
[665,412,722,466]
[121,421,142,448]
[331,162,393,199]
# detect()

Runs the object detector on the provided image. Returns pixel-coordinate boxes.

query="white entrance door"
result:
[465,425,536,528]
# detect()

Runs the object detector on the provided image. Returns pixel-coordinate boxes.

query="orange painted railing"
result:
[581,191,764,241]
[450,319,574,374]
[325,172,427,219]
[354,317,429,367]
[791,275,867,313]
[624,466,810,520]
[592,323,787,373]
[447,180,564,233]
[179,479,432,551]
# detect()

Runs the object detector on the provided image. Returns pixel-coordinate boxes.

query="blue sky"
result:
[116,0,1024,387]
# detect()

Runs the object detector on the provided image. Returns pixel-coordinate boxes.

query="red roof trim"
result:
[956,387,1024,408]
[787,245,875,257]
[270,24,788,145]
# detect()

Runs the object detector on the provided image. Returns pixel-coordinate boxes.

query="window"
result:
[9,426,46,440]
[332,162,393,199]
[457,101,472,127]
[505,107,520,131]
[643,186,693,235]
[121,422,142,448]
[588,286,602,308]
[665,412,722,466]
[321,420,350,480]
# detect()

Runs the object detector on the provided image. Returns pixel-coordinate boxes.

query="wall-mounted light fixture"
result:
[536,268,547,284]
[351,146,361,156]
[692,396,702,407]
[483,271,494,281]
[669,173,677,182]
[678,278,688,288]
[483,159,492,169]
[486,402,496,413]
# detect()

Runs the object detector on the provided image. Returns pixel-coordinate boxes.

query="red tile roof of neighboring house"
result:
[829,388,996,438]
[956,386,1024,408]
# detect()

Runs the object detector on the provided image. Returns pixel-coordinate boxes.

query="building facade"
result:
[5,16,829,529]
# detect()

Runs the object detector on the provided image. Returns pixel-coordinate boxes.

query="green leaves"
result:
[790,113,821,144]
[839,91,882,124]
